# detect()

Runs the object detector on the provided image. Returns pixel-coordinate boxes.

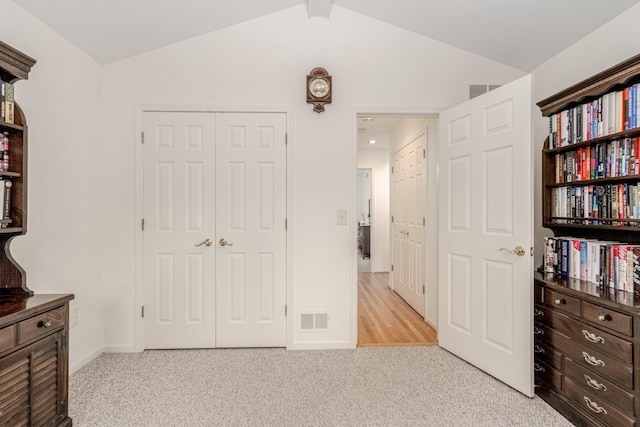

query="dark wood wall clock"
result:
[306,67,332,113]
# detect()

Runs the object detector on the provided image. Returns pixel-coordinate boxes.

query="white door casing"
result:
[143,112,217,349]
[391,133,427,317]
[215,112,287,347]
[438,75,534,396]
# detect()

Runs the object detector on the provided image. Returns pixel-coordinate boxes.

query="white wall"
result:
[1,0,104,370]
[531,2,640,264]
[357,148,390,272]
[99,5,524,350]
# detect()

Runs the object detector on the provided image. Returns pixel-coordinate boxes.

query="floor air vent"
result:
[299,312,329,331]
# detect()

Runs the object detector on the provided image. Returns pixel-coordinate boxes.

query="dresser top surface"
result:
[535,271,640,312]
[0,293,74,326]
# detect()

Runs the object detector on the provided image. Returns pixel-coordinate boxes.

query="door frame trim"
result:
[134,104,294,352]
[349,106,442,347]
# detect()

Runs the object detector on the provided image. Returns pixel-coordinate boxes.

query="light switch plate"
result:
[337,209,347,225]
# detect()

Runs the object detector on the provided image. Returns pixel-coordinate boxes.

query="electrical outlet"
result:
[70,307,79,328]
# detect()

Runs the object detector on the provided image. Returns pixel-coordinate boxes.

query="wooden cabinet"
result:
[0,42,74,426]
[535,273,639,426]
[0,294,73,426]
[536,54,640,425]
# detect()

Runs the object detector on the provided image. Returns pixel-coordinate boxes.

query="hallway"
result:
[357,272,438,346]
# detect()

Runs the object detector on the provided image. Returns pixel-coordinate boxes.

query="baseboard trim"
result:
[290,341,353,350]
[70,346,105,375]
[103,345,140,353]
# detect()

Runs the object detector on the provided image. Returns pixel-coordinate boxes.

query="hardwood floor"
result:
[358,272,438,346]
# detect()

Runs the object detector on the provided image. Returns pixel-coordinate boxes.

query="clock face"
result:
[309,78,330,98]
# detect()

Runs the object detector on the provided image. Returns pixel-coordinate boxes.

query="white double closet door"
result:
[142,111,287,349]
[391,134,427,317]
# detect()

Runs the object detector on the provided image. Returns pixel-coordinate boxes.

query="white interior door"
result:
[143,112,216,349]
[215,112,287,347]
[391,134,427,317]
[438,75,534,396]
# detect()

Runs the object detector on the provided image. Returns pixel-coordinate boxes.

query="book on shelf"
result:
[4,82,14,124]
[0,178,12,228]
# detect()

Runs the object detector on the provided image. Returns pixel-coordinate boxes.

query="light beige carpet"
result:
[69,346,571,426]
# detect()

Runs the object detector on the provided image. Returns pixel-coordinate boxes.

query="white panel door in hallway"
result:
[215,112,287,347]
[142,111,287,349]
[143,112,216,349]
[391,133,427,317]
[438,75,534,396]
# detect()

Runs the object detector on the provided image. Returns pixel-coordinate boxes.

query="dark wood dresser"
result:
[535,272,639,426]
[0,294,74,426]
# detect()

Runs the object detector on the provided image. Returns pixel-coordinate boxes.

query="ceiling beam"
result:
[307,0,332,18]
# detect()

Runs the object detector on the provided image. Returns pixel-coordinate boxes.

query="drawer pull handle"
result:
[534,326,544,335]
[534,308,543,317]
[583,352,605,367]
[584,375,608,392]
[584,396,607,415]
[534,363,545,372]
[41,320,52,328]
[534,345,545,354]
[582,329,605,344]
[597,314,610,322]
[554,298,565,305]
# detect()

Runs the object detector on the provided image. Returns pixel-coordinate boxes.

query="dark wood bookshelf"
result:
[536,54,640,427]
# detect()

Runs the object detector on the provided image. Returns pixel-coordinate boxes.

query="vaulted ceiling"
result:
[11,0,640,71]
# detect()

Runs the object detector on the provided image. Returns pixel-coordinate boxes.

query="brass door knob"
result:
[219,238,234,247]
[194,239,213,247]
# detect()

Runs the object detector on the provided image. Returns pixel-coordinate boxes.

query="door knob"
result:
[194,238,213,247]
[500,246,525,256]
[219,238,234,247]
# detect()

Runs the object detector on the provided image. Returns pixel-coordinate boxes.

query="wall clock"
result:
[306,67,332,113]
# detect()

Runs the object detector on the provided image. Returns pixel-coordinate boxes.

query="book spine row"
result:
[0,80,15,124]
[552,183,640,225]
[548,83,640,149]
[554,138,639,183]
[544,237,640,296]
[0,131,9,171]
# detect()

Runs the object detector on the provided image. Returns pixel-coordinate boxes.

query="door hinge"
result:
[391,215,394,222]
[531,246,534,256]
[423,217,426,226]
[391,166,394,173]
[422,285,425,294]
[285,304,287,316]
[141,218,145,230]
[141,131,144,144]
[60,332,68,349]
[285,133,288,146]
[141,306,145,318]
[391,264,394,271]
[423,148,426,158]
[285,219,288,230]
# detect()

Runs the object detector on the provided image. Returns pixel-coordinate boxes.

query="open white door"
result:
[438,75,534,396]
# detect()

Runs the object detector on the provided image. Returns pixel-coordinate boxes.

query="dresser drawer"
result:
[564,376,635,427]
[17,306,66,345]
[537,305,632,364]
[534,360,561,391]
[583,301,633,337]
[534,339,562,370]
[0,325,15,352]
[542,288,581,316]
[542,325,633,389]
[565,357,635,416]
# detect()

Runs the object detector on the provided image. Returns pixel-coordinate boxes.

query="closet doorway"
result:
[355,115,437,346]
